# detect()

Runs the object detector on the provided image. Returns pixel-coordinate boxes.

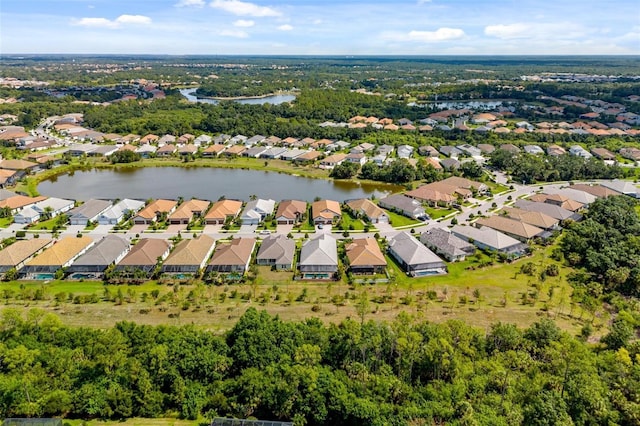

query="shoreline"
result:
[20,158,403,197]
[189,89,298,101]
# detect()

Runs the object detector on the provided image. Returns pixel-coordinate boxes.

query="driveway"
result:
[276,224,294,235]
[89,224,114,235]
[167,224,187,234]
[204,224,223,234]
[128,224,148,235]
[239,224,258,234]
[62,225,85,235]
[374,222,394,232]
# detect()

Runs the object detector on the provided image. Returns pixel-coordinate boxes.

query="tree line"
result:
[0,307,638,425]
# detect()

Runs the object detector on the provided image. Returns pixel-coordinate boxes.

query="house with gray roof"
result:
[31,197,74,219]
[457,144,482,157]
[600,180,640,198]
[194,134,212,146]
[67,235,130,277]
[451,225,528,258]
[242,146,268,158]
[524,145,544,155]
[68,199,112,225]
[397,145,414,159]
[420,228,475,262]
[299,234,338,279]
[241,199,276,225]
[245,135,266,147]
[98,198,145,225]
[259,147,288,159]
[514,199,582,221]
[256,235,296,270]
[280,149,307,161]
[440,158,460,170]
[387,232,446,276]
[439,145,462,158]
[378,194,427,220]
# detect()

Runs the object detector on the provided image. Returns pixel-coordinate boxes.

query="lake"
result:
[179,88,296,105]
[38,167,401,202]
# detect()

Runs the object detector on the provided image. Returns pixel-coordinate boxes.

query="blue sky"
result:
[1,0,639,55]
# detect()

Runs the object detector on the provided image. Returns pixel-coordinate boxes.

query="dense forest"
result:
[0,307,639,425]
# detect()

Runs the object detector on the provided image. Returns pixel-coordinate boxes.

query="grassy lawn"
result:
[0,217,13,228]
[425,206,457,219]
[63,418,197,426]
[485,181,510,194]
[29,217,66,231]
[338,212,365,231]
[383,209,420,227]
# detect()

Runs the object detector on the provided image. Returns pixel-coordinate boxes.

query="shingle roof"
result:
[514,200,578,221]
[345,238,386,267]
[476,216,544,239]
[501,207,559,230]
[256,235,295,266]
[136,199,177,220]
[70,235,129,267]
[276,200,307,220]
[208,238,256,267]
[206,199,243,220]
[451,225,523,251]
[299,234,338,267]
[420,228,474,259]
[169,199,210,221]
[346,199,387,220]
[26,236,94,266]
[163,235,215,267]
[312,200,341,220]
[388,232,443,266]
[117,239,171,267]
[0,239,52,267]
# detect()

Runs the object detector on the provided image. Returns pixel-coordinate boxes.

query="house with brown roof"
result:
[140,134,159,144]
[202,144,226,157]
[0,238,52,274]
[528,193,584,212]
[161,235,216,275]
[547,144,566,156]
[134,199,178,225]
[115,238,171,276]
[319,153,347,169]
[156,144,177,157]
[20,236,94,278]
[312,200,342,225]
[0,169,18,188]
[346,199,389,224]
[569,184,621,198]
[168,199,210,224]
[0,195,47,214]
[275,200,307,225]
[0,159,39,172]
[206,238,256,274]
[293,150,323,163]
[222,145,247,157]
[476,216,546,242]
[345,238,387,275]
[178,144,198,155]
[501,207,560,230]
[205,199,243,225]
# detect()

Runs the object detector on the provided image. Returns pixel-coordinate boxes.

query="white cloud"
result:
[312,19,322,25]
[73,14,152,29]
[407,28,465,42]
[219,29,249,38]
[233,19,255,27]
[417,0,432,4]
[176,0,205,6]
[73,17,118,29]
[277,24,293,31]
[210,0,281,17]
[115,15,152,25]
[484,23,530,39]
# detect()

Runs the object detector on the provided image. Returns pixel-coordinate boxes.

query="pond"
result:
[38,167,401,202]
[179,88,296,105]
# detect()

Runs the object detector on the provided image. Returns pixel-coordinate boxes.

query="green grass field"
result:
[384,209,420,227]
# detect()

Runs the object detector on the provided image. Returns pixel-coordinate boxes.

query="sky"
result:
[1,0,639,55]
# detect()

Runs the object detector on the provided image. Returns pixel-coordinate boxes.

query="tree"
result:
[330,162,359,179]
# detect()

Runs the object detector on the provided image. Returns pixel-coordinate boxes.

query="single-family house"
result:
[157,135,176,146]
[570,184,621,198]
[194,134,212,146]
[514,199,581,221]
[524,145,544,155]
[319,153,347,169]
[387,232,446,276]
[299,234,338,279]
[134,199,178,225]
[136,144,157,157]
[439,146,462,158]
[213,134,231,144]
[97,198,145,225]
[205,199,243,225]
[345,152,366,166]
[0,195,46,214]
[346,199,389,223]
[168,199,210,225]
[20,236,94,278]
[256,235,296,270]
[156,144,177,157]
[501,207,560,231]
[378,194,426,219]
[241,199,276,225]
[476,216,547,242]
[451,225,528,258]
[591,147,616,160]
[420,228,475,262]
[547,144,566,156]
[528,193,584,212]
[345,237,387,275]
[500,144,520,153]
[440,158,461,171]
[293,151,323,163]
[67,235,130,277]
[259,147,288,159]
[280,149,307,161]
[600,180,640,198]
[0,238,52,274]
[245,135,265,147]
[68,199,111,226]
[457,144,482,157]
[312,200,341,224]
[242,146,268,158]
[202,144,226,157]
[569,145,592,159]
[397,145,414,159]
[275,200,306,224]
[418,145,440,157]
[161,235,216,275]
[31,197,74,220]
[206,238,256,274]
[115,238,171,276]
[178,144,198,156]
[477,144,496,154]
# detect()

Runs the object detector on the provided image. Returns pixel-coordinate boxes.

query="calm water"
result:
[38,167,400,202]
[179,88,296,105]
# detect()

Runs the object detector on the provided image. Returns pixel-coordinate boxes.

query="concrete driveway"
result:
[128,224,148,235]
[239,224,258,234]
[204,224,223,234]
[167,224,187,233]
[90,224,114,235]
[276,224,294,235]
